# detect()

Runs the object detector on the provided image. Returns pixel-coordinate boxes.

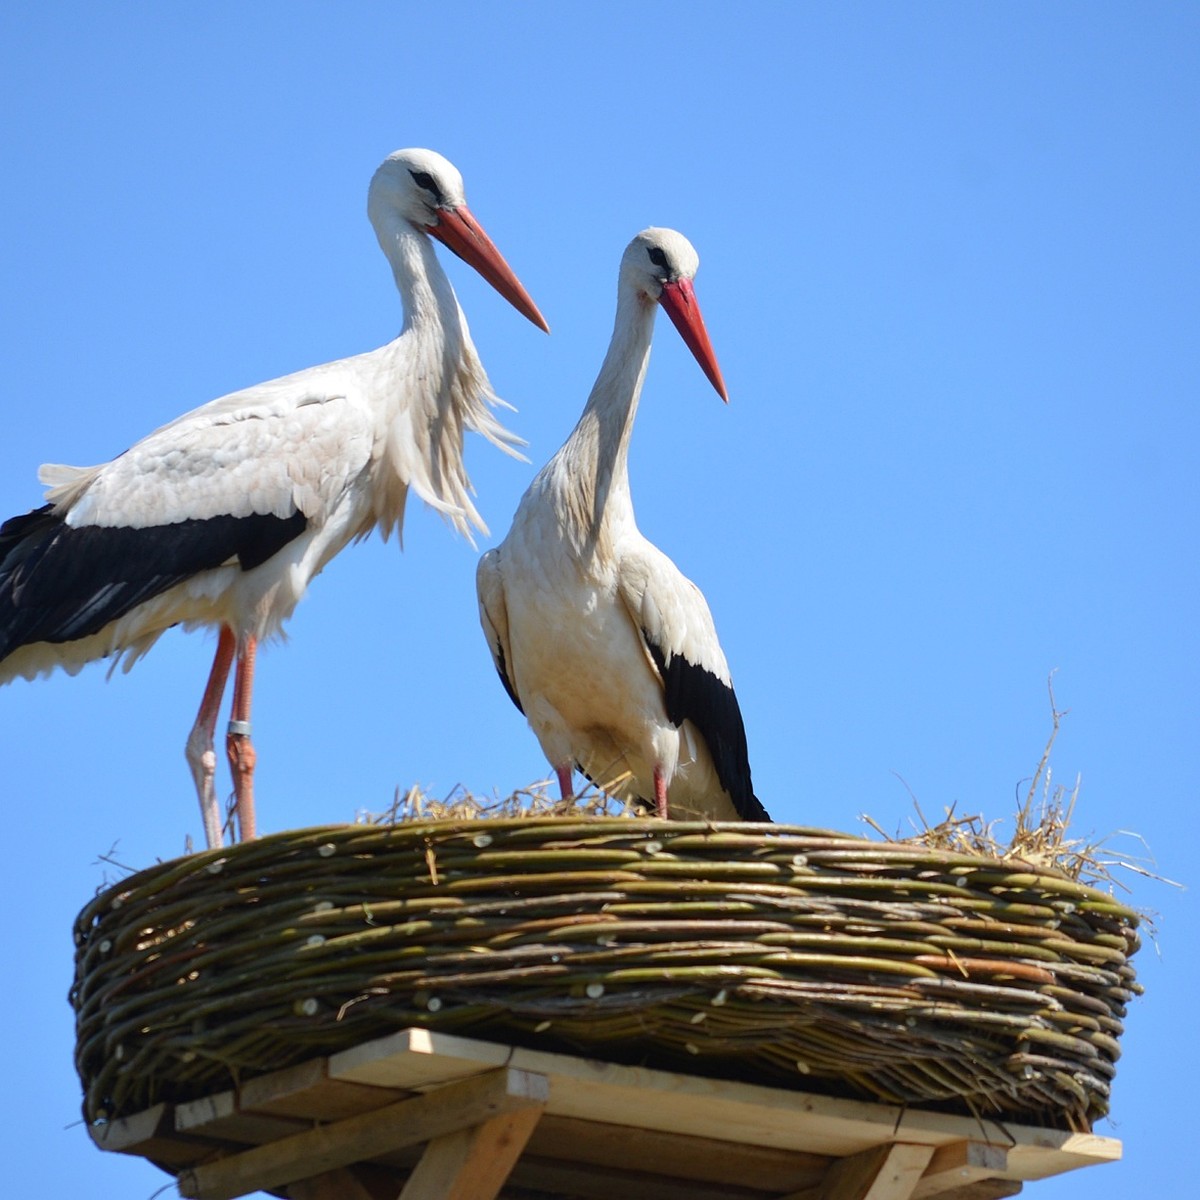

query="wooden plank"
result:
[328,1028,1116,1183]
[288,1165,410,1200]
[911,1142,1008,1199]
[87,1102,220,1168]
[782,1143,935,1200]
[854,1144,934,1200]
[397,1106,543,1200]
[331,1029,904,1157]
[999,1133,1118,1181]
[527,1113,829,1192]
[176,1088,312,1143]
[509,1155,770,1200]
[935,1183,1021,1200]
[177,1067,549,1200]
[331,1027,512,1091]
[287,1167,379,1200]
[241,1056,410,1121]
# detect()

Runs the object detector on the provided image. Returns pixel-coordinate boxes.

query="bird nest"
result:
[72,816,1141,1133]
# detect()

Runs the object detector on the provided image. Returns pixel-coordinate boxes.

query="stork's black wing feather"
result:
[0,504,307,656]
[646,640,770,822]
[492,642,525,716]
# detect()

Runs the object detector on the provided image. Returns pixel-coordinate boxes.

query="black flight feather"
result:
[0,504,307,657]
[646,639,770,822]
[492,641,525,716]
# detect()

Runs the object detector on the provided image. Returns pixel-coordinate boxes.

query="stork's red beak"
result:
[427,205,550,333]
[657,278,728,402]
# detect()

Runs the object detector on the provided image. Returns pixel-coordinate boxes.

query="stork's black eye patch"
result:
[647,247,669,268]
[410,170,438,192]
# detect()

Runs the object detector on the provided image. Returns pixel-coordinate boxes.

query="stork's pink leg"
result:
[225,635,259,842]
[185,626,236,849]
[653,766,669,819]
[555,763,574,800]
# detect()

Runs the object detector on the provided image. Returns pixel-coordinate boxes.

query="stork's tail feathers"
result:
[0,505,62,661]
[0,503,309,675]
[739,792,772,822]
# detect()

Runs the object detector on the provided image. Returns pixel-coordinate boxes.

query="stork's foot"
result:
[226,726,258,841]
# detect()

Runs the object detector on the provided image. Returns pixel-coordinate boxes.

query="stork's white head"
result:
[368,148,548,332]
[622,227,726,401]
[368,148,467,231]
[620,227,702,300]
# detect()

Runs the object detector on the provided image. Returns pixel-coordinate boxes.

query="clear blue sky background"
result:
[1,4,1195,1197]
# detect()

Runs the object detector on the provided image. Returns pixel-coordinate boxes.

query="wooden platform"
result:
[89,1027,1120,1200]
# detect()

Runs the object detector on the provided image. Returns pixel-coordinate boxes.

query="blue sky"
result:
[0,3,1196,1197]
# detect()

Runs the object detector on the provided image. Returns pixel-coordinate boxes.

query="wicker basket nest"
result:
[72,818,1141,1132]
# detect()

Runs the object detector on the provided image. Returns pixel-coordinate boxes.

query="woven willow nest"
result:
[72,819,1141,1132]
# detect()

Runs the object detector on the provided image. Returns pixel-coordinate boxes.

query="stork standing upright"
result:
[477,228,768,822]
[0,148,548,849]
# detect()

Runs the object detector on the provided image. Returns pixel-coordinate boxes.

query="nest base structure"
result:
[92,1025,1119,1200]
[73,818,1141,1197]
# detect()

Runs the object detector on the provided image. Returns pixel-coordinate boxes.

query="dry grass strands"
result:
[865,679,1172,896]
[367,780,637,825]
[72,811,1141,1136]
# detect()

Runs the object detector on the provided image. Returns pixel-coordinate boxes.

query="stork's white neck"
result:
[550,283,658,557]
[358,210,516,542]
[374,215,464,347]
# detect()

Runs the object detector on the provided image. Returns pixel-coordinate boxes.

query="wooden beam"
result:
[86,1029,1117,1198]
[332,1029,909,1159]
[177,1067,549,1200]
[288,1165,411,1200]
[327,1028,1119,1182]
[782,1143,936,1200]
[527,1113,829,1192]
[933,1183,1021,1200]
[330,1028,510,1091]
[397,1106,543,1200]
[911,1141,1009,1199]
[87,1102,221,1168]
[176,1089,311,1143]
[510,1155,769,1200]
[287,1167,379,1200]
[242,1056,410,1121]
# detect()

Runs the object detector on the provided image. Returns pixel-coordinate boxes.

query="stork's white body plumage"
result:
[478,229,767,822]
[12,342,490,681]
[0,148,547,847]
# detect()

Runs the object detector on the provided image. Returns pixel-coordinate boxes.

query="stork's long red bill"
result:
[428,204,550,333]
[657,278,728,402]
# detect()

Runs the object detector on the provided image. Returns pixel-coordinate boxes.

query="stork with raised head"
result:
[0,148,548,849]
[477,228,769,823]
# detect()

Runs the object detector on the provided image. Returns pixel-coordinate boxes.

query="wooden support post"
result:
[397,1105,544,1200]
[287,1165,409,1200]
[177,1067,548,1200]
[910,1141,1010,1199]
[509,1155,781,1200]
[287,1168,380,1200]
[782,1143,936,1200]
[923,1184,1021,1200]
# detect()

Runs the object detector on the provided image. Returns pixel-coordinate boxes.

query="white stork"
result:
[477,228,769,823]
[0,148,547,849]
